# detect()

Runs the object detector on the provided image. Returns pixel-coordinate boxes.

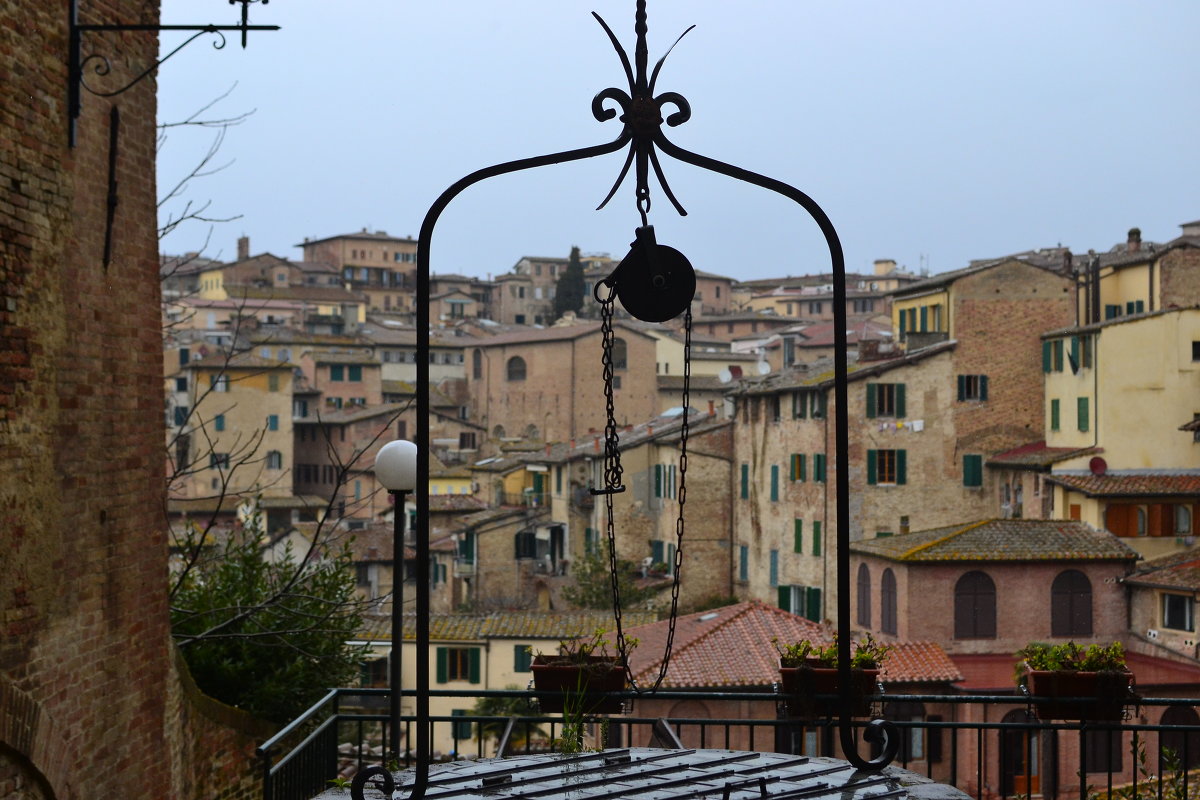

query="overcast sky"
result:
[156,1,1199,281]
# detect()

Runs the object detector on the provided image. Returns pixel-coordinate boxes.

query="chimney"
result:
[707,399,715,416]
[873,259,897,276]
[1127,227,1142,253]
[593,436,600,452]
[544,444,551,456]
[237,235,250,261]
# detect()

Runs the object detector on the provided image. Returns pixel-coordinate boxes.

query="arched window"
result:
[1176,505,1193,535]
[1160,706,1200,768]
[472,349,482,380]
[954,571,996,639]
[1051,569,1092,636]
[492,425,505,439]
[883,700,931,764]
[881,569,898,635]
[612,337,628,370]
[856,563,871,628]
[506,356,526,381]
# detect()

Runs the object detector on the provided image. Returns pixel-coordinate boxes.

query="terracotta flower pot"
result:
[1024,666,1135,722]
[531,655,627,715]
[778,659,881,718]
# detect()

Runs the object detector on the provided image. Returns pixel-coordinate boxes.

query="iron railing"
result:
[257,688,1200,800]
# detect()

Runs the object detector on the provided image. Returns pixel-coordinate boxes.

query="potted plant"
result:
[1016,641,1135,722]
[530,628,632,715]
[773,633,889,718]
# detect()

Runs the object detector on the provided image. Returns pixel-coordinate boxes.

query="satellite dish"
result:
[1089,457,1108,476]
[756,361,771,375]
[718,368,732,384]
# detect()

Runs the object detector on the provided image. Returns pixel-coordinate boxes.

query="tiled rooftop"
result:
[1046,472,1200,497]
[986,440,1099,469]
[849,519,1139,562]
[1123,546,1200,590]
[624,601,961,688]
[359,610,656,643]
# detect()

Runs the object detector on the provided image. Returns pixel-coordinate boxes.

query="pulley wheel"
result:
[615,244,696,323]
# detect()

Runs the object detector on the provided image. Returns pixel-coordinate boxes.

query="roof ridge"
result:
[900,519,992,560]
[632,601,758,680]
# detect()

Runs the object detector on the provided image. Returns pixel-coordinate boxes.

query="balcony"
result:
[259,687,1200,800]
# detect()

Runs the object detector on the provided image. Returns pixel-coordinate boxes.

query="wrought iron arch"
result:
[354,3,897,797]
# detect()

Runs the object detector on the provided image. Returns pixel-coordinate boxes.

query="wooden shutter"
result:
[896,449,907,485]
[436,647,448,683]
[469,648,481,684]
[957,375,966,401]
[778,585,792,612]
[1077,397,1089,431]
[805,587,822,622]
[896,383,907,418]
[1042,341,1052,372]
[812,521,822,556]
[866,384,877,418]
[867,450,878,485]
[793,519,803,553]
[740,464,749,498]
[654,464,663,498]
[980,375,989,401]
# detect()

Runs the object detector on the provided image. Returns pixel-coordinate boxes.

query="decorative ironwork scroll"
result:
[357,2,898,797]
[67,0,278,146]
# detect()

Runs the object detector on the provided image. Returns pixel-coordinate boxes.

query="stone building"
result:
[1,3,266,796]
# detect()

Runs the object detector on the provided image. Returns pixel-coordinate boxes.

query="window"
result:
[856,564,871,627]
[881,569,898,635]
[962,454,983,488]
[770,465,779,502]
[1050,398,1060,431]
[1051,570,1092,637]
[210,374,228,393]
[957,375,988,402]
[179,347,190,367]
[812,521,822,556]
[954,571,996,639]
[769,549,779,587]
[1177,505,1192,535]
[740,464,749,499]
[506,356,526,381]
[790,453,806,482]
[1053,339,1064,372]
[436,647,481,683]
[793,519,803,553]
[867,449,906,485]
[348,365,362,382]
[330,365,344,381]
[738,545,749,582]
[210,452,230,469]
[811,392,826,419]
[866,383,906,418]
[770,395,781,422]
[214,414,225,432]
[513,645,533,673]
[813,454,827,483]
[1163,593,1195,632]
[792,392,807,419]
[1126,300,1145,315]
[883,701,931,763]
[175,376,187,392]
[1160,707,1200,769]
[808,301,822,315]
[472,349,482,379]
[459,432,477,450]
[266,450,283,470]
[611,338,628,370]
[172,406,188,427]
[1193,341,1200,362]
[1077,397,1089,431]
[267,414,279,431]
[778,585,823,623]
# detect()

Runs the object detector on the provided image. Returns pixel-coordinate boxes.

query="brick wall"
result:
[0,3,265,797]
[1159,246,1200,308]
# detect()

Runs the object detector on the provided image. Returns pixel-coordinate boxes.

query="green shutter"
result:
[1070,336,1080,367]
[816,454,825,482]
[866,384,877,418]
[957,375,966,401]
[654,464,662,498]
[651,540,664,564]
[963,455,982,487]
[1051,398,1060,431]
[805,587,822,622]
[436,648,448,684]
[469,648,481,684]
[740,464,749,499]
[1053,340,1064,371]
[793,519,803,553]
[1043,341,1052,372]
[896,383,906,418]
[514,645,532,672]
[919,305,928,332]
[813,521,822,556]
[778,585,792,612]
[770,465,779,502]
[1105,304,1120,320]
[1078,397,1089,432]
[980,375,989,401]
[789,454,796,481]
[867,450,877,485]
[896,449,907,485]
[799,454,807,482]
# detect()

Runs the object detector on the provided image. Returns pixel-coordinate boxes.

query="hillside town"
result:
[162,220,1200,765]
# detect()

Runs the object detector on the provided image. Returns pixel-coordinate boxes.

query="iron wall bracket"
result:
[67,0,279,146]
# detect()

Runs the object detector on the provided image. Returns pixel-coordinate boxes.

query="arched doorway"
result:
[1160,705,1200,769]
[1000,709,1040,796]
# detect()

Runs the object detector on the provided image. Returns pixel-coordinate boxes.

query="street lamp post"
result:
[374,439,418,767]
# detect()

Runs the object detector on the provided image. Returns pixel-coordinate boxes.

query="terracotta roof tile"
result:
[850,519,1139,562]
[987,441,1100,469]
[1124,547,1200,590]
[358,610,655,643]
[1047,473,1200,497]
[623,601,960,688]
